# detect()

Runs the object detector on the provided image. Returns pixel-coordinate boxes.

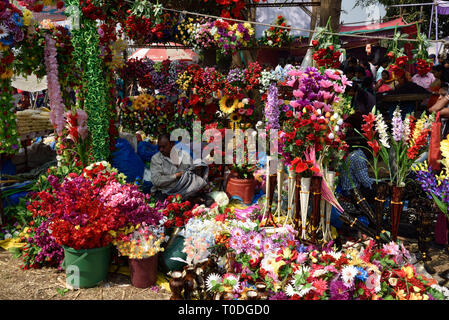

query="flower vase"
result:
[294,175,301,234]
[275,161,284,221]
[324,171,336,242]
[262,173,278,228]
[374,182,389,236]
[169,271,184,300]
[416,198,434,262]
[390,185,405,242]
[129,254,158,289]
[300,177,311,240]
[350,188,376,226]
[310,176,322,243]
[285,167,296,227]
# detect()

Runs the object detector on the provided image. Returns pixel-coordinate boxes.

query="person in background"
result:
[427,65,444,109]
[360,61,374,79]
[346,83,376,115]
[344,66,356,82]
[412,64,436,91]
[429,84,449,119]
[343,56,358,73]
[355,66,367,81]
[442,58,449,83]
[429,53,436,65]
[361,76,375,96]
[367,55,377,80]
[375,69,395,93]
[376,58,390,82]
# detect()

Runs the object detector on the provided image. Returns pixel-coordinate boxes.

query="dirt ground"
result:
[1,238,449,300]
[0,250,171,300]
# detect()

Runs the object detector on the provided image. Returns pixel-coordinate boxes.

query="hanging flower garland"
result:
[67,0,110,161]
[43,34,66,135]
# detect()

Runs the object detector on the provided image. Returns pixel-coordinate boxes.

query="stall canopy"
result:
[339,18,418,50]
[129,43,198,62]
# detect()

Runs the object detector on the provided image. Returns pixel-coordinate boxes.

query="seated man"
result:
[150,133,212,205]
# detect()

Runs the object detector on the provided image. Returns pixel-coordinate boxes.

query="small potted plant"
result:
[114,223,165,288]
[226,157,258,205]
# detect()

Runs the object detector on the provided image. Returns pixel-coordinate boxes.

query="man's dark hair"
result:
[344,66,356,75]
[158,133,172,143]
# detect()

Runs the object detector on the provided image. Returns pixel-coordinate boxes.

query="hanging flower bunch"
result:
[114,223,165,259]
[212,19,254,54]
[119,95,178,138]
[21,0,63,12]
[201,0,267,19]
[412,28,433,76]
[311,19,343,69]
[388,55,409,79]
[259,15,292,47]
[124,0,178,44]
[44,34,66,135]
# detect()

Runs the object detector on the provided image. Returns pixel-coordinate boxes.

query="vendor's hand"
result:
[175,171,184,179]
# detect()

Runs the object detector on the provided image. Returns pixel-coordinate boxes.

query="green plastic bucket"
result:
[160,232,187,272]
[62,245,111,288]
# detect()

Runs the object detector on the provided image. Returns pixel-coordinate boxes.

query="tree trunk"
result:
[320,0,342,30]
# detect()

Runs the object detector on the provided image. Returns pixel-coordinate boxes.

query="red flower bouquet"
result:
[161,195,193,229]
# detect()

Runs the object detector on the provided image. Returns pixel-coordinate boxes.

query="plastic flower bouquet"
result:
[361,107,434,187]
[212,20,254,54]
[413,135,449,219]
[280,67,349,165]
[46,174,128,250]
[114,223,165,259]
[160,194,193,229]
[259,15,292,47]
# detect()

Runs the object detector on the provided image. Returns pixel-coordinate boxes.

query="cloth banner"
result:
[437,1,449,15]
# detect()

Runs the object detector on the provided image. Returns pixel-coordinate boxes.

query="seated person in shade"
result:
[150,133,213,205]
[375,70,396,93]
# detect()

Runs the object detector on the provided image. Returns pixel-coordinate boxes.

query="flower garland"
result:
[265,84,280,130]
[43,34,66,135]
[67,0,110,161]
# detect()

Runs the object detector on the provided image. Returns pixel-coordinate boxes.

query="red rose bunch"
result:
[312,46,341,69]
[161,195,193,228]
[416,58,432,76]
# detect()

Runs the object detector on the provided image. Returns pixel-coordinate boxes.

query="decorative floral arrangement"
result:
[114,223,165,259]
[26,162,159,250]
[279,67,349,165]
[212,20,254,54]
[21,0,63,12]
[259,15,292,47]
[361,107,433,187]
[413,135,449,218]
[160,194,194,229]
[311,19,343,69]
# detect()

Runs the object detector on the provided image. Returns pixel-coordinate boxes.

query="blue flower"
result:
[12,13,23,27]
[355,266,368,282]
